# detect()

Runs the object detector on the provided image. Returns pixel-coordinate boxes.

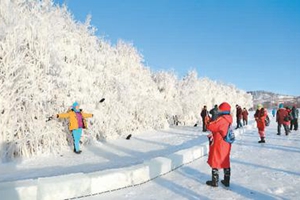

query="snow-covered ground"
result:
[1,114,300,200]
[0,126,208,183]
[90,115,300,200]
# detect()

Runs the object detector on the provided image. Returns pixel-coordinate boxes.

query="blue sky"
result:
[54,0,300,96]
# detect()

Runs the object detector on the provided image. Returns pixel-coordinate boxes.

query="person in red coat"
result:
[254,104,268,143]
[242,108,249,125]
[206,102,232,187]
[276,103,290,135]
[235,105,243,129]
[285,106,292,128]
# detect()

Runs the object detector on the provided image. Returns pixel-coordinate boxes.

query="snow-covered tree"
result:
[0,0,252,161]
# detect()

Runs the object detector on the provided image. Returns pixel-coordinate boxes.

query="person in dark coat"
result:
[276,103,290,135]
[209,104,219,121]
[201,105,209,132]
[290,106,299,131]
[206,102,233,187]
[242,108,249,126]
[235,105,243,129]
[173,115,179,126]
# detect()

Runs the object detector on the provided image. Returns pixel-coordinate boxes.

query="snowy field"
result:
[88,116,300,200]
[1,114,300,200]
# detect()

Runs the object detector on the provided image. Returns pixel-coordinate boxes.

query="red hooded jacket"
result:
[207,114,232,169]
[236,106,243,120]
[254,108,267,130]
[242,109,249,120]
[276,108,289,125]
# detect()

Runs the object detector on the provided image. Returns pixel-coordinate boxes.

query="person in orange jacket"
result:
[206,102,233,187]
[254,104,268,143]
[53,102,93,154]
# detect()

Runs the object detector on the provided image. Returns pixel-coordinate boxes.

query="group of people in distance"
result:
[276,103,299,135]
[202,102,299,188]
[254,103,299,144]
[201,104,249,133]
[49,100,298,190]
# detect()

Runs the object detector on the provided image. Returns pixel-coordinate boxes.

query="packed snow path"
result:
[87,117,300,200]
[0,126,208,182]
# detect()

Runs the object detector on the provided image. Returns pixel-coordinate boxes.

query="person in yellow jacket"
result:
[54,102,93,154]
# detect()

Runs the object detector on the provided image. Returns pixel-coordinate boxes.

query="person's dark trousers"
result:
[277,123,289,135]
[277,123,282,135]
[236,118,242,129]
[294,119,298,130]
[202,117,207,132]
[290,120,294,130]
[284,124,290,135]
[243,119,248,126]
[291,119,298,130]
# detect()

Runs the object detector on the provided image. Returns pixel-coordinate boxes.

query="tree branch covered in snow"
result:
[0,0,252,161]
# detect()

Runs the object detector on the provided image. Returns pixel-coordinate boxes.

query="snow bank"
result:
[0,142,209,199]
[0,0,253,160]
[0,179,37,200]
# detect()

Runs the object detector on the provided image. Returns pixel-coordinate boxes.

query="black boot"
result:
[258,137,265,143]
[206,168,219,187]
[75,150,82,154]
[221,168,230,187]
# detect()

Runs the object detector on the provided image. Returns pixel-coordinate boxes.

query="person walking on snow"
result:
[242,108,249,126]
[272,107,277,117]
[285,106,293,131]
[276,103,290,136]
[235,105,243,129]
[53,102,93,154]
[206,102,232,187]
[290,105,299,131]
[201,105,209,132]
[254,104,268,143]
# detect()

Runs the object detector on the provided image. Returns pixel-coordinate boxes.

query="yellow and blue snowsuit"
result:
[57,102,93,153]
